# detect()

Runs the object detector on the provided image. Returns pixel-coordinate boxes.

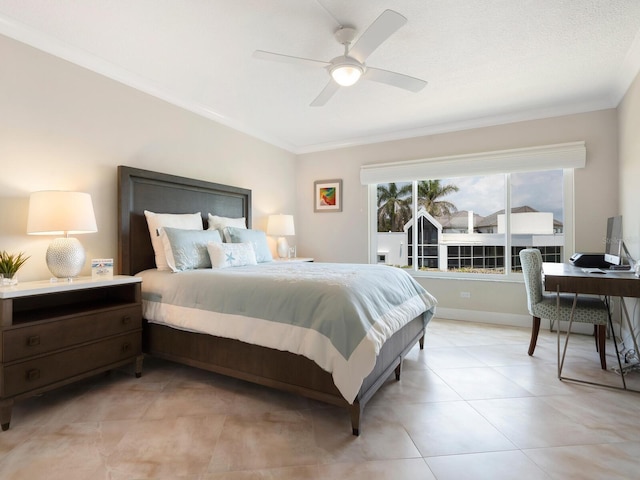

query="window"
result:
[363,142,583,277]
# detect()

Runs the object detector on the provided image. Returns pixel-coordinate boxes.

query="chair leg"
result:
[528,316,541,356]
[597,324,606,370]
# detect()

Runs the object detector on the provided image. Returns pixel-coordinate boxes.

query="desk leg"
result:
[605,297,627,389]
[556,287,561,378]
[620,297,640,370]
[559,295,630,391]
[558,292,578,379]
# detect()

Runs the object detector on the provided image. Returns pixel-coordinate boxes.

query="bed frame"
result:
[117,165,427,435]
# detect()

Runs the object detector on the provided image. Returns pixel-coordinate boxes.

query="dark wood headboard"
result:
[117,166,252,275]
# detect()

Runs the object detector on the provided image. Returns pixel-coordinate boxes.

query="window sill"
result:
[408,269,524,283]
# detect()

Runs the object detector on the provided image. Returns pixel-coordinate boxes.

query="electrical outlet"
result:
[460,291,471,298]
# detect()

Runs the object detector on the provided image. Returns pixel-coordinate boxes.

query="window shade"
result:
[360,141,586,185]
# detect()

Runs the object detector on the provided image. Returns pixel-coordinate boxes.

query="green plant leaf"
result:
[0,251,30,276]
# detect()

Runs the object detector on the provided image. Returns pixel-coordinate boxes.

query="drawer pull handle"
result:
[27,335,40,347]
[121,315,132,325]
[121,343,131,353]
[26,369,40,381]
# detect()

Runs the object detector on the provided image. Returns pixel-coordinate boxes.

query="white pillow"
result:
[144,211,203,271]
[161,227,223,272]
[207,214,246,241]
[207,242,257,268]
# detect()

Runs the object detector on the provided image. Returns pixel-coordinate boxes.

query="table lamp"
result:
[27,191,97,279]
[267,214,295,258]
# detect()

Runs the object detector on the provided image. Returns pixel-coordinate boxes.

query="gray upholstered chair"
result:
[519,248,609,369]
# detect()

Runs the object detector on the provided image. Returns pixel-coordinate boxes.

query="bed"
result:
[117,165,436,435]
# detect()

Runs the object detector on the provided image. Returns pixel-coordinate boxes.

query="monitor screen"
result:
[604,215,623,265]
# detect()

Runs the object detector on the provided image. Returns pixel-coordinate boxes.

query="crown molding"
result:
[295,99,615,154]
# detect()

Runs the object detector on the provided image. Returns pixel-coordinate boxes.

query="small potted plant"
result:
[0,251,29,286]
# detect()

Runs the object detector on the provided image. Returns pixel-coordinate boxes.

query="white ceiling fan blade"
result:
[364,67,427,93]
[348,10,407,63]
[253,50,330,68]
[310,81,340,107]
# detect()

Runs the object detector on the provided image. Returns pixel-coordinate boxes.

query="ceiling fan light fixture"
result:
[330,57,364,86]
[255,10,425,106]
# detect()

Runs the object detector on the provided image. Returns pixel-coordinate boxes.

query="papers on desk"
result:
[582,268,607,274]
[581,267,638,276]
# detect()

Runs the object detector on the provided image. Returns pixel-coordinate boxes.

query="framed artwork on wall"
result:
[313,179,342,212]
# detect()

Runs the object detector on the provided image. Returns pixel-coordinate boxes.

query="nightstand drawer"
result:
[2,305,141,362]
[2,331,141,397]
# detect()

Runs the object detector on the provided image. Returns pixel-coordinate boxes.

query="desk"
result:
[542,262,640,389]
[543,263,640,298]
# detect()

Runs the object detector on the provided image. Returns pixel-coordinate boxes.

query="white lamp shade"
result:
[267,214,295,237]
[27,191,97,235]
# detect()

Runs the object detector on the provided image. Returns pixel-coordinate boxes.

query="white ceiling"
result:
[2,0,640,154]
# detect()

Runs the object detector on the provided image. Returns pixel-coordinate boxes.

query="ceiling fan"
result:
[253,9,427,107]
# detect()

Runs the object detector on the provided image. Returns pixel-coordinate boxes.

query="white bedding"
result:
[138,262,437,403]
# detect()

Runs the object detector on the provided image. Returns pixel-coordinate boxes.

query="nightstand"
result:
[273,257,314,263]
[0,276,143,430]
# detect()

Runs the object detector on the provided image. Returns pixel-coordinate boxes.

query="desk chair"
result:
[519,248,609,369]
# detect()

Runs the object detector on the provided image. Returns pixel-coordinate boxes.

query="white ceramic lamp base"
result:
[46,237,86,278]
[276,237,290,259]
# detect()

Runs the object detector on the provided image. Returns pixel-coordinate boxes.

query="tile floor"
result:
[1,318,640,479]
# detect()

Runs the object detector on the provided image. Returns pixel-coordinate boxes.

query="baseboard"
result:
[434,307,595,334]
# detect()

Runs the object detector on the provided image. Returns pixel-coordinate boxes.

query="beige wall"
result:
[619,71,640,261]
[618,70,640,331]
[296,110,619,325]
[0,35,296,282]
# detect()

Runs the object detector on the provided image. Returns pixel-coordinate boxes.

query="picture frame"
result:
[91,258,114,279]
[314,179,342,212]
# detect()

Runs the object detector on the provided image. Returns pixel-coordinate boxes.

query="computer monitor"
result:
[605,215,624,266]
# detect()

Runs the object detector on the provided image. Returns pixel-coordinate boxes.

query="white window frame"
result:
[364,143,582,280]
